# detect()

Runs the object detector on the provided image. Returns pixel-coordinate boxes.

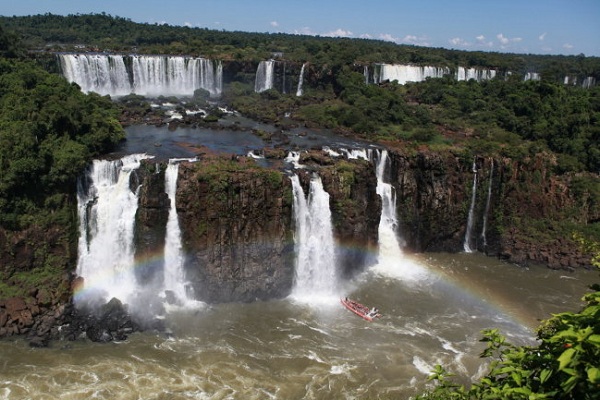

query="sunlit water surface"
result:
[0,253,596,399]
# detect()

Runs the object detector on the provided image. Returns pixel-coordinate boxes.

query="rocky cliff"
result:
[1,145,598,342]
[131,150,381,303]
[386,147,599,269]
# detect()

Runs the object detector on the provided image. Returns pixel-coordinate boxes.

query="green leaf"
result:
[511,371,522,386]
[558,347,576,371]
[540,368,553,384]
[588,334,600,345]
[587,367,600,383]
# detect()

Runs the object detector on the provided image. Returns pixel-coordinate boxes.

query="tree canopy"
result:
[0,28,124,229]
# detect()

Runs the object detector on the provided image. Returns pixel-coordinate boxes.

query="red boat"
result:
[341,298,381,321]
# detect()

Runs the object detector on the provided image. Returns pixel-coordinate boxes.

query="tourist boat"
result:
[341,298,381,321]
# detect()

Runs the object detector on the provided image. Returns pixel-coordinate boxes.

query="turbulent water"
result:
[1,253,595,399]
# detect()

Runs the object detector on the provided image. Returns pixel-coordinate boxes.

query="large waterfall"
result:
[296,62,307,96]
[76,154,152,306]
[255,60,275,93]
[290,174,339,302]
[463,159,478,253]
[60,54,132,97]
[59,54,223,97]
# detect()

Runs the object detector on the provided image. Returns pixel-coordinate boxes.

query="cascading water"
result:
[296,63,307,96]
[370,150,428,280]
[76,154,152,306]
[59,54,132,96]
[463,159,478,253]
[60,54,222,97]
[376,64,449,84]
[163,159,196,305]
[480,159,494,247]
[290,174,338,302]
[132,56,222,97]
[255,60,275,93]
[456,67,497,82]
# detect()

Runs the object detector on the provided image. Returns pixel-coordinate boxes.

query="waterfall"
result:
[456,67,497,82]
[132,56,222,97]
[375,150,401,255]
[364,65,369,84]
[255,60,275,92]
[76,154,152,306]
[60,54,222,97]
[290,174,338,302]
[463,159,478,253]
[296,63,307,96]
[163,159,196,304]
[59,54,132,96]
[378,64,449,84]
[480,159,494,247]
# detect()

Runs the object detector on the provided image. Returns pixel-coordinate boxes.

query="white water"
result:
[290,174,338,302]
[76,154,152,305]
[60,54,132,96]
[255,60,275,92]
[480,159,494,247]
[456,67,497,82]
[163,159,197,305]
[377,64,449,85]
[370,150,429,280]
[60,54,222,97]
[296,62,307,96]
[463,160,478,253]
[524,72,540,81]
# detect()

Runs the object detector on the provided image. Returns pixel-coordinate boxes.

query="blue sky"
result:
[2,0,600,56]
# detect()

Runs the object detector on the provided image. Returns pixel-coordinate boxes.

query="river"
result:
[1,253,596,399]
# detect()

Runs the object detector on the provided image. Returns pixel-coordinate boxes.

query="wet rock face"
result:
[176,157,296,303]
[387,149,597,269]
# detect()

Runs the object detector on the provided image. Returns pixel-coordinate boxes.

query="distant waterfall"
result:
[296,63,307,96]
[163,159,195,304]
[456,67,497,82]
[480,159,494,247]
[290,174,338,302]
[76,154,152,306]
[463,159,478,253]
[363,65,369,84]
[255,60,275,93]
[60,54,132,96]
[59,54,222,97]
[376,64,449,84]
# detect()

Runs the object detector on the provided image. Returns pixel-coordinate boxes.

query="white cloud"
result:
[496,33,522,48]
[323,28,353,37]
[360,33,373,39]
[294,27,316,35]
[379,33,399,42]
[449,37,470,47]
[539,32,547,41]
[476,35,486,42]
[270,21,279,27]
[184,22,192,27]
[497,33,510,45]
[563,43,574,49]
[399,34,430,46]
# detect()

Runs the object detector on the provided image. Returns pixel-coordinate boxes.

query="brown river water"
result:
[1,253,596,399]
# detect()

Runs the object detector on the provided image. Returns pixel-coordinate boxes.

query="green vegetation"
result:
[0,24,124,299]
